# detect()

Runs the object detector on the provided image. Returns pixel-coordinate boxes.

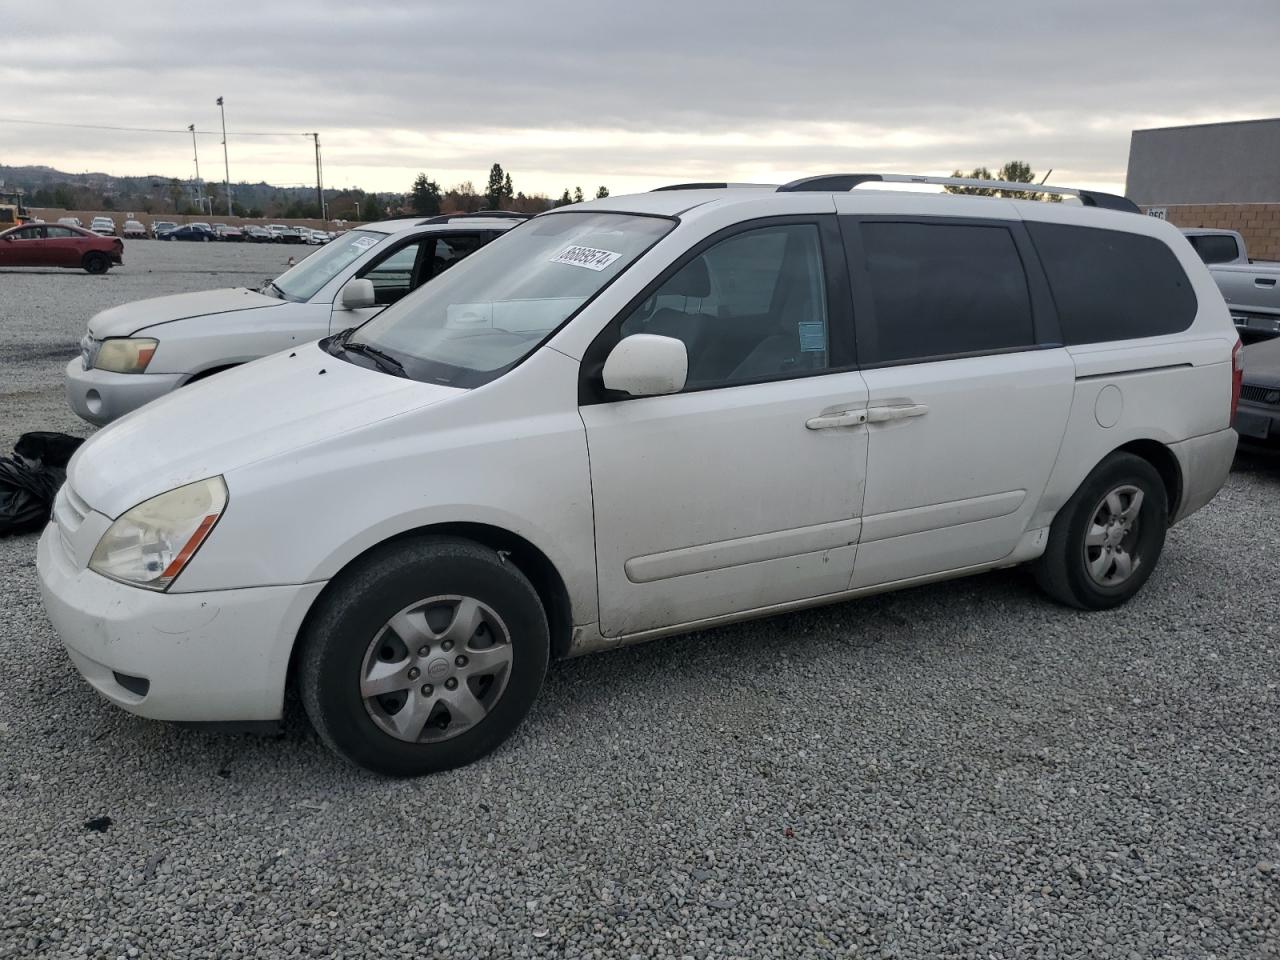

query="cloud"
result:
[1,0,1277,195]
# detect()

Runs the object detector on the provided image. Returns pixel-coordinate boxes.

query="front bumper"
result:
[64,356,184,426]
[37,522,326,722]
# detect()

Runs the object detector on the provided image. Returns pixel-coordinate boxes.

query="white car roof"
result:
[360,215,527,236]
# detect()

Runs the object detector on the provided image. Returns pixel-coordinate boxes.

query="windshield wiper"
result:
[260,279,288,299]
[339,337,408,378]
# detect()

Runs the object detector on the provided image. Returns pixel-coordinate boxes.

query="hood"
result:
[88,288,284,339]
[1242,336,1280,389]
[69,342,464,518]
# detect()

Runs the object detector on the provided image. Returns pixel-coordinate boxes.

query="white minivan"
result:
[38,175,1241,776]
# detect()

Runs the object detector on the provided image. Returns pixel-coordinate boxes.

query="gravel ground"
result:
[1,244,1278,959]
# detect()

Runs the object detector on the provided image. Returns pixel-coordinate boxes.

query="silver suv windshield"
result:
[269,229,385,301]
[342,212,673,386]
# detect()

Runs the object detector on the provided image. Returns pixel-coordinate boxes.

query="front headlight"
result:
[94,337,158,374]
[90,477,228,591]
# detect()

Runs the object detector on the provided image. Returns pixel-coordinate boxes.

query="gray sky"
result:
[2,0,1278,197]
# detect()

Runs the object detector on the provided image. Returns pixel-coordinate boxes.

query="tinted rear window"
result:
[1186,233,1240,265]
[1026,222,1197,344]
[857,221,1035,364]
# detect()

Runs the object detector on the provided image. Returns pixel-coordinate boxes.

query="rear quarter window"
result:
[1026,222,1197,345]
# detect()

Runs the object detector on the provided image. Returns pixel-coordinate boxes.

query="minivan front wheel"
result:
[1033,452,1168,610]
[299,536,549,776]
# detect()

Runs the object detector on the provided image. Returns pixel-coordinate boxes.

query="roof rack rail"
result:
[417,210,529,225]
[776,173,1140,213]
[651,182,774,192]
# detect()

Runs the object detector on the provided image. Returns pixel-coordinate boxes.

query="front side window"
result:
[619,223,829,388]
[431,234,485,278]
[270,229,387,302]
[359,239,430,306]
[10,227,42,241]
[856,221,1034,364]
[345,212,673,387]
[354,233,489,306]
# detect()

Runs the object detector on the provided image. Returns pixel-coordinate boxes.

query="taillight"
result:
[1230,337,1244,419]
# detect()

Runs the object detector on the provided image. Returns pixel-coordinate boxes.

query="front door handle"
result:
[806,409,868,430]
[866,403,929,423]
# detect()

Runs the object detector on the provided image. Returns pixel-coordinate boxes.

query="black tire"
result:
[1033,452,1168,610]
[299,536,550,776]
[83,252,109,274]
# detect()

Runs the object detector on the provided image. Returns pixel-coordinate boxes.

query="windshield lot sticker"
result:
[550,245,621,271]
[351,236,378,252]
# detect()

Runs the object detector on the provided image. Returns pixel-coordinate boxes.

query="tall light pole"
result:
[216,96,232,216]
[188,124,203,212]
[311,132,325,223]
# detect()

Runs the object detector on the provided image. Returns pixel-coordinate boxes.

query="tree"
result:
[486,163,507,209]
[449,180,483,212]
[556,188,573,207]
[595,186,609,199]
[410,173,442,216]
[573,186,585,204]
[943,161,1059,201]
[503,172,514,205]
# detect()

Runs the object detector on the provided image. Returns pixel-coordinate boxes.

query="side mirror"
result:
[339,277,376,309]
[602,334,688,397]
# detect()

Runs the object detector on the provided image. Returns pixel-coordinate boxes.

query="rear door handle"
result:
[1256,277,1276,287]
[866,403,929,423]
[806,409,868,430]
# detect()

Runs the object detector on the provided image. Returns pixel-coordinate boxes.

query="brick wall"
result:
[1142,203,1280,262]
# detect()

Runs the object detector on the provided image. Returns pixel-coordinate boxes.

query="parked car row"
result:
[43,216,337,243]
[151,222,335,244]
[41,181,1242,778]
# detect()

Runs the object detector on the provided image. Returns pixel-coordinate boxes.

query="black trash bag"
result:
[16,431,84,469]
[0,432,86,536]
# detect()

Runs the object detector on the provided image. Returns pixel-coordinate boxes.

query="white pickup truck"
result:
[1182,229,1280,340]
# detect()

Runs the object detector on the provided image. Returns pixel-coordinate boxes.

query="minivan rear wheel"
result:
[1033,452,1168,610]
[299,536,549,776]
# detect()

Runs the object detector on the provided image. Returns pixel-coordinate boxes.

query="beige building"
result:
[1127,118,1280,261]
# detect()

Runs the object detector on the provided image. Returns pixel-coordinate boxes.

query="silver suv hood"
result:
[88,288,283,339]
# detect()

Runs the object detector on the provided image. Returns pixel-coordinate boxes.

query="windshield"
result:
[346,212,673,386]
[270,229,385,301]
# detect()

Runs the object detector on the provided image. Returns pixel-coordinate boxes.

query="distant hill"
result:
[0,163,389,220]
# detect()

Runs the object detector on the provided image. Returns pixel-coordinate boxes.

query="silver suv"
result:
[65,212,526,424]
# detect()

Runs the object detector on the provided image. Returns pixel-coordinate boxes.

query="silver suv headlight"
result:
[90,477,228,590]
[94,337,158,374]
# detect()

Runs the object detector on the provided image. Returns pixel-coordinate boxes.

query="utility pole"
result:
[188,124,203,212]
[216,96,232,216]
[311,132,325,223]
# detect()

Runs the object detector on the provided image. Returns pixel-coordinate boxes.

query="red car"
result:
[0,222,123,274]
